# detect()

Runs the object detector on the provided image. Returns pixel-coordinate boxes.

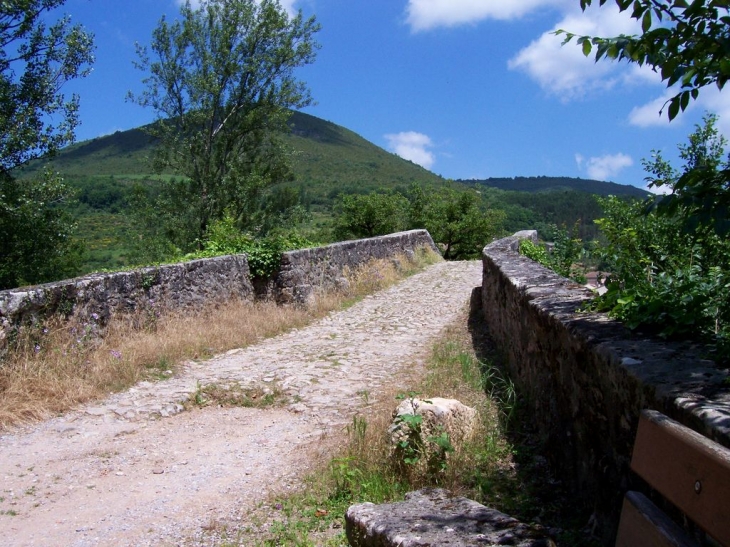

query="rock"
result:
[346,488,555,547]
[388,397,477,470]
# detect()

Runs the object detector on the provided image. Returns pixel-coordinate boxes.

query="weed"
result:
[185,381,287,410]
[480,360,517,426]
[356,389,370,404]
[144,357,173,381]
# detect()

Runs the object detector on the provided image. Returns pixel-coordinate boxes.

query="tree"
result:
[559,0,730,236]
[130,0,320,252]
[333,191,409,239]
[0,0,94,288]
[590,119,730,358]
[419,187,505,260]
[560,0,730,120]
[644,111,730,235]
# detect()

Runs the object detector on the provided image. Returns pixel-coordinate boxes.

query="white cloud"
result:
[627,91,676,128]
[405,0,568,31]
[576,152,633,181]
[646,183,672,195]
[508,5,644,99]
[385,131,436,169]
[628,87,730,137]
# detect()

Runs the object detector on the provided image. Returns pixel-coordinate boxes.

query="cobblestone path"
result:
[0,260,482,546]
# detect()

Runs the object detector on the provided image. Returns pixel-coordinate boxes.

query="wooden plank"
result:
[616,491,697,547]
[631,409,730,545]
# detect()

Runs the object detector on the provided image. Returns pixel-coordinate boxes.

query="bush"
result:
[589,115,730,360]
[519,223,587,283]
[188,212,317,278]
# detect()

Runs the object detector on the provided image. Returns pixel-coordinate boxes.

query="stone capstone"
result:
[345,488,555,547]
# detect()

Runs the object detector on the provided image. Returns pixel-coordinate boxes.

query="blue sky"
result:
[56,0,730,190]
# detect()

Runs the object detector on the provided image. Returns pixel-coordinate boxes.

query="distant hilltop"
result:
[459,176,649,198]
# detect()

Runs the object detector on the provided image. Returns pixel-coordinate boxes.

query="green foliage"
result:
[519,238,550,266]
[129,0,320,249]
[590,119,730,358]
[0,0,94,289]
[592,194,730,353]
[333,191,409,239]
[560,1,730,237]
[419,186,505,260]
[391,393,456,476]
[518,224,587,284]
[190,212,316,278]
[645,112,730,237]
[560,0,729,121]
[394,410,425,466]
[333,183,505,260]
[0,171,84,289]
[0,0,94,172]
[485,188,605,242]
[461,176,648,198]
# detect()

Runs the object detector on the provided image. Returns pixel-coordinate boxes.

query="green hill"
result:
[23,111,444,199]
[460,176,649,198]
[17,111,447,273]
[18,111,649,273]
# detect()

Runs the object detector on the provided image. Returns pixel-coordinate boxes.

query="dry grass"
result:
[0,248,441,430]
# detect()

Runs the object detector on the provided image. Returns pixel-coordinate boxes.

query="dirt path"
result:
[0,260,482,546]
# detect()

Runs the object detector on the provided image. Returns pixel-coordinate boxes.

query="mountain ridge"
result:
[22,110,647,199]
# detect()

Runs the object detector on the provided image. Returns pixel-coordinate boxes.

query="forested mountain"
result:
[18,110,646,274]
[460,176,649,198]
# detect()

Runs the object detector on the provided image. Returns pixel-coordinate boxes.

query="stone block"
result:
[346,488,554,546]
[389,397,477,453]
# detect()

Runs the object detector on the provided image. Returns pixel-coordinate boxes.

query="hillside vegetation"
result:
[17,110,645,276]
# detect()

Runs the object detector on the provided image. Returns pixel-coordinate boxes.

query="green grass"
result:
[184,381,289,410]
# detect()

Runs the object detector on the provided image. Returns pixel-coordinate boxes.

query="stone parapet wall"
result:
[481,231,730,544]
[0,230,439,345]
[0,255,254,345]
[273,229,439,304]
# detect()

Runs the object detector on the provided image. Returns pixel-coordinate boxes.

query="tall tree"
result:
[0,0,94,288]
[558,0,730,236]
[130,0,320,252]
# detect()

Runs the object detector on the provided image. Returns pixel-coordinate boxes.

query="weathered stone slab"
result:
[346,488,554,546]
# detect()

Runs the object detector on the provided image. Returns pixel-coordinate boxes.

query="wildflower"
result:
[110,350,122,360]
[34,344,41,353]
[91,313,99,321]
